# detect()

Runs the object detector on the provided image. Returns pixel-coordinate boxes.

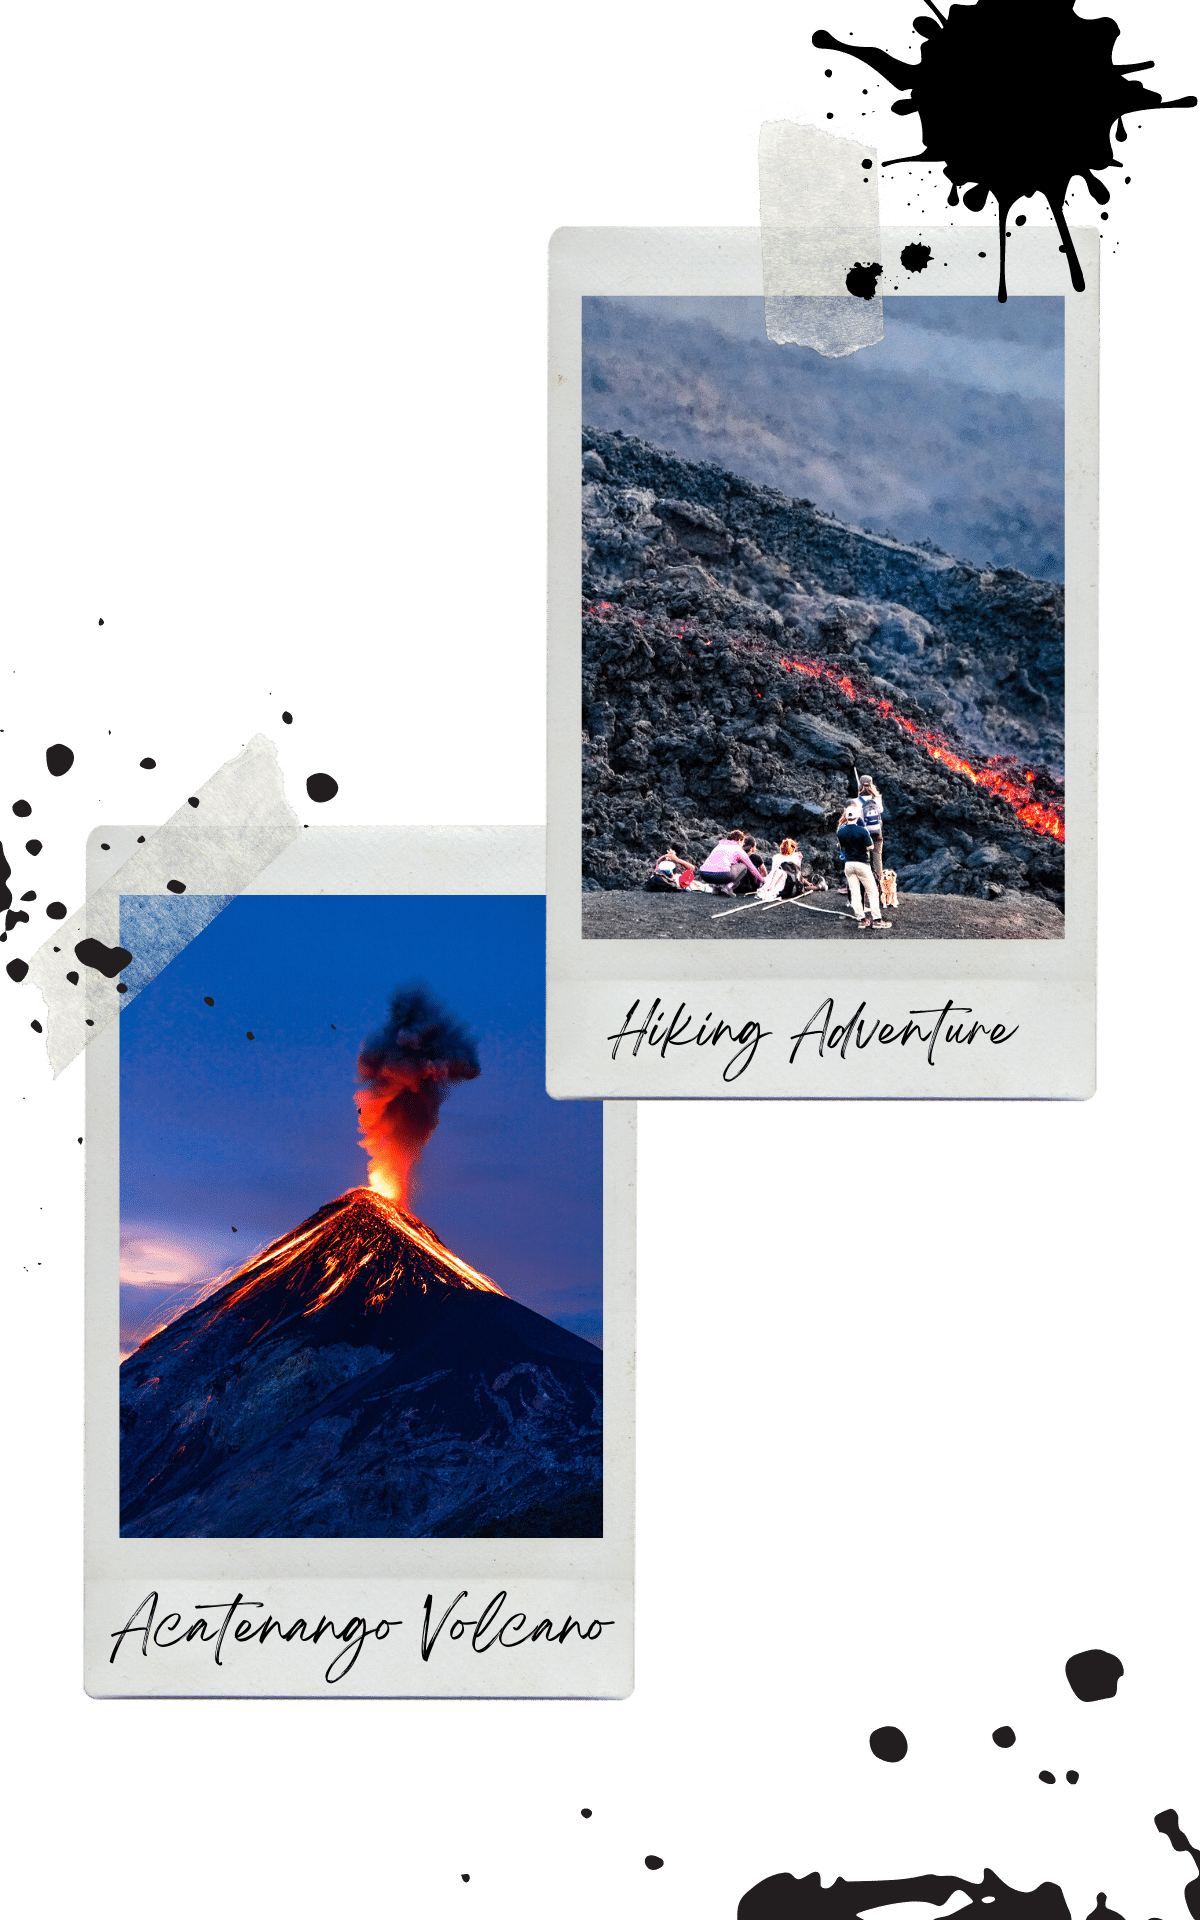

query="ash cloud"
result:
[356,986,481,1206]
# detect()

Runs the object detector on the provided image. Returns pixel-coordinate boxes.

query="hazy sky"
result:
[583,294,1065,579]
[119,895,602,1353]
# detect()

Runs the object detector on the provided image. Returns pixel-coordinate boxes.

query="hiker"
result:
[837,806,890,930]
[696,829,764,896]
[760,838,805,901]
[646,850,695,891]
[853,767,886,894]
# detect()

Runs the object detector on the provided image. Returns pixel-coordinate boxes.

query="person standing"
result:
[853,767,886,895]
[837,806,890,930]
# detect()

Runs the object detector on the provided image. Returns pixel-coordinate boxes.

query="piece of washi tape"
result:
[759,120,883,357]
[28,733,299,1076]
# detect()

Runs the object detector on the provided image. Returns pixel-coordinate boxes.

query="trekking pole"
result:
[710,895,769,919]
[761,896,857,920]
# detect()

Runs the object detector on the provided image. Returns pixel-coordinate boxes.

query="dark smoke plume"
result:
[355,986,480,1205]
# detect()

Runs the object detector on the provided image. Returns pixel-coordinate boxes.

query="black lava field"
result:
[581,428,1066,906]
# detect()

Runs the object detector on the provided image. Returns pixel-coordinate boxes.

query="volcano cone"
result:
[120,1188,602,1538]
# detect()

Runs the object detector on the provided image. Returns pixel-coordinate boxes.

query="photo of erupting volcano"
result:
[119,895,604,1538]
[580,295,1068,940]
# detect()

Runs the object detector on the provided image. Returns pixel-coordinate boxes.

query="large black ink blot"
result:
[813,2,1195,300]
[738,1869,1070,1916]
[869,1725,908,1762]
[845,261,884,299]
[306,772,339,803]
[1065,1648,1123,1701]
[45,743,74,776]
[74,938,133,979]
[1154,1809,1200,1919]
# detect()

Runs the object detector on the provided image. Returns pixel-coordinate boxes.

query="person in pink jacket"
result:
[696,830,764,896]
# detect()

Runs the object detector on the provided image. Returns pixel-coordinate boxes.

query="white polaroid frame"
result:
[84,825,634,1698]
[546,227,1098,1100]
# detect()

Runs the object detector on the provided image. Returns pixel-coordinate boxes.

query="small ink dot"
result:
[645,1857,664,1872]
[1040,1771,1056,1785]
[1015,215,1027,226]
[232,1226,238,1232]
[461,1875,469,1883]
[98,617,104,625]
[30,1019,42,1033]
[979,251,987,257]
[204,996,214,1006]
[78,1137,82,1144]
[1101,212,1108,220]
[1066,1771,1079,1784]
[46,743,74,777]
[870,1726,908,1762]
[330,1023,336,1029]
[139,757,156,769]
[862,158,873,169]
[187,796,199,808]
[992,1726,1016,1748]
[246,1031,255,1039]
[67,971,79,985]
[100,843,110,850]
[12,800,31,817]
[21,890,35,901]
[282,710,293,724]
[306,772,338,803]
[47,902,68,919]
[825,67,832,75]
[137,836,145,843]
[166,879,186,894]
[6,958,29,982]
[581,1809,592,1819]
[116,983,128,994]
[85,1018,94,1026]
[826,111,834,118]
[1125,176,1131,184]
[25,840,42,855]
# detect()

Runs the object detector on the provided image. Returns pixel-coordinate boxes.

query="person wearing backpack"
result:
[759,839,805,901]
[853,767,886,895]
[837,806,890,930]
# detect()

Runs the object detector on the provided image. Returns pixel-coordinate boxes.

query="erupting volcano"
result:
[120,988,603,1539]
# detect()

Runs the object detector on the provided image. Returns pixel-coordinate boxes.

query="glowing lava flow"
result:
[221,1187,506,1320]
[779,655,1064,841]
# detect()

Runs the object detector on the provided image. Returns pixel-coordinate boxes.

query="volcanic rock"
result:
[120,1188,602,1538]
[581,428,1065,903]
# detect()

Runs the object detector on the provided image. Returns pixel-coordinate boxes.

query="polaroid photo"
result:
[84,825,634,1698]
[547,227,1097,1099]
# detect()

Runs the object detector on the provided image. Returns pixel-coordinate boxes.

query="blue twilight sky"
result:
[118,895,602,1354]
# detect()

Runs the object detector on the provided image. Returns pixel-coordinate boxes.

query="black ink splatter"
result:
[1066,1648,1123,1701]
[45,743,74,776]
[0,842,9,916]
[1154,1810,1200,1918]
[100,843,110,850]
[645,1857,664,1871]
[6,910,29,931]
[137,835,145,843]
[46,902,67,919]
[20,890,35,901]
[306,772,339,802]
[139,757,156,770]
[6,958,29,983]
[203,995,214,1006]
[1040,1770,1056,1784]
[813,2,1196,301]
[74,938,132,979]
[739,1869,1070,1916]
[1066,1771,1079,1785]
[26,840,42,855]
[166,879,187,894]
[187,796,199,808]
[581,1808,592,1818]
[869,1726,908,1762]
[1087,1898,1124,1920]
[246,1030,254,1039]
[845,261,884,299]
[993,1725,1016,1747]
[116,982,129,995]
[12,800,31,817]
[67,971,79,985]
[461,1874,469,1883]
[900,241,933,271]
[282,710,293,724]
[31,1019,42,1033]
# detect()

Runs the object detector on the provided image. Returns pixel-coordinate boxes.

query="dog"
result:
[881,868,898,910]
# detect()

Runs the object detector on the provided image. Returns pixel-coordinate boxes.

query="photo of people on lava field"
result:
[580,295,1066,941]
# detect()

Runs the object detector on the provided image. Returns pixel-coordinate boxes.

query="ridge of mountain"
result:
[581,427,1065,903]
[120,1188,603,1538]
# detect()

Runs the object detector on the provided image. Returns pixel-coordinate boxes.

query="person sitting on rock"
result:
[837,806,890,930]
[646,850,695,892]
[759,839,805,901]
[696,829,764,896]
[853,767,886,895]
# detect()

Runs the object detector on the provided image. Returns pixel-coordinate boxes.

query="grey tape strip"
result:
[29,733,299,1075]
[759,120,883,357]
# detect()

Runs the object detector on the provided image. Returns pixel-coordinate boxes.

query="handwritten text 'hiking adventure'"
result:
[607,997,1018,1081]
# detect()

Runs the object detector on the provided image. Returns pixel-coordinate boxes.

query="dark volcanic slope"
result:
[121,1188,602,1538]
[582,428,1065,904]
